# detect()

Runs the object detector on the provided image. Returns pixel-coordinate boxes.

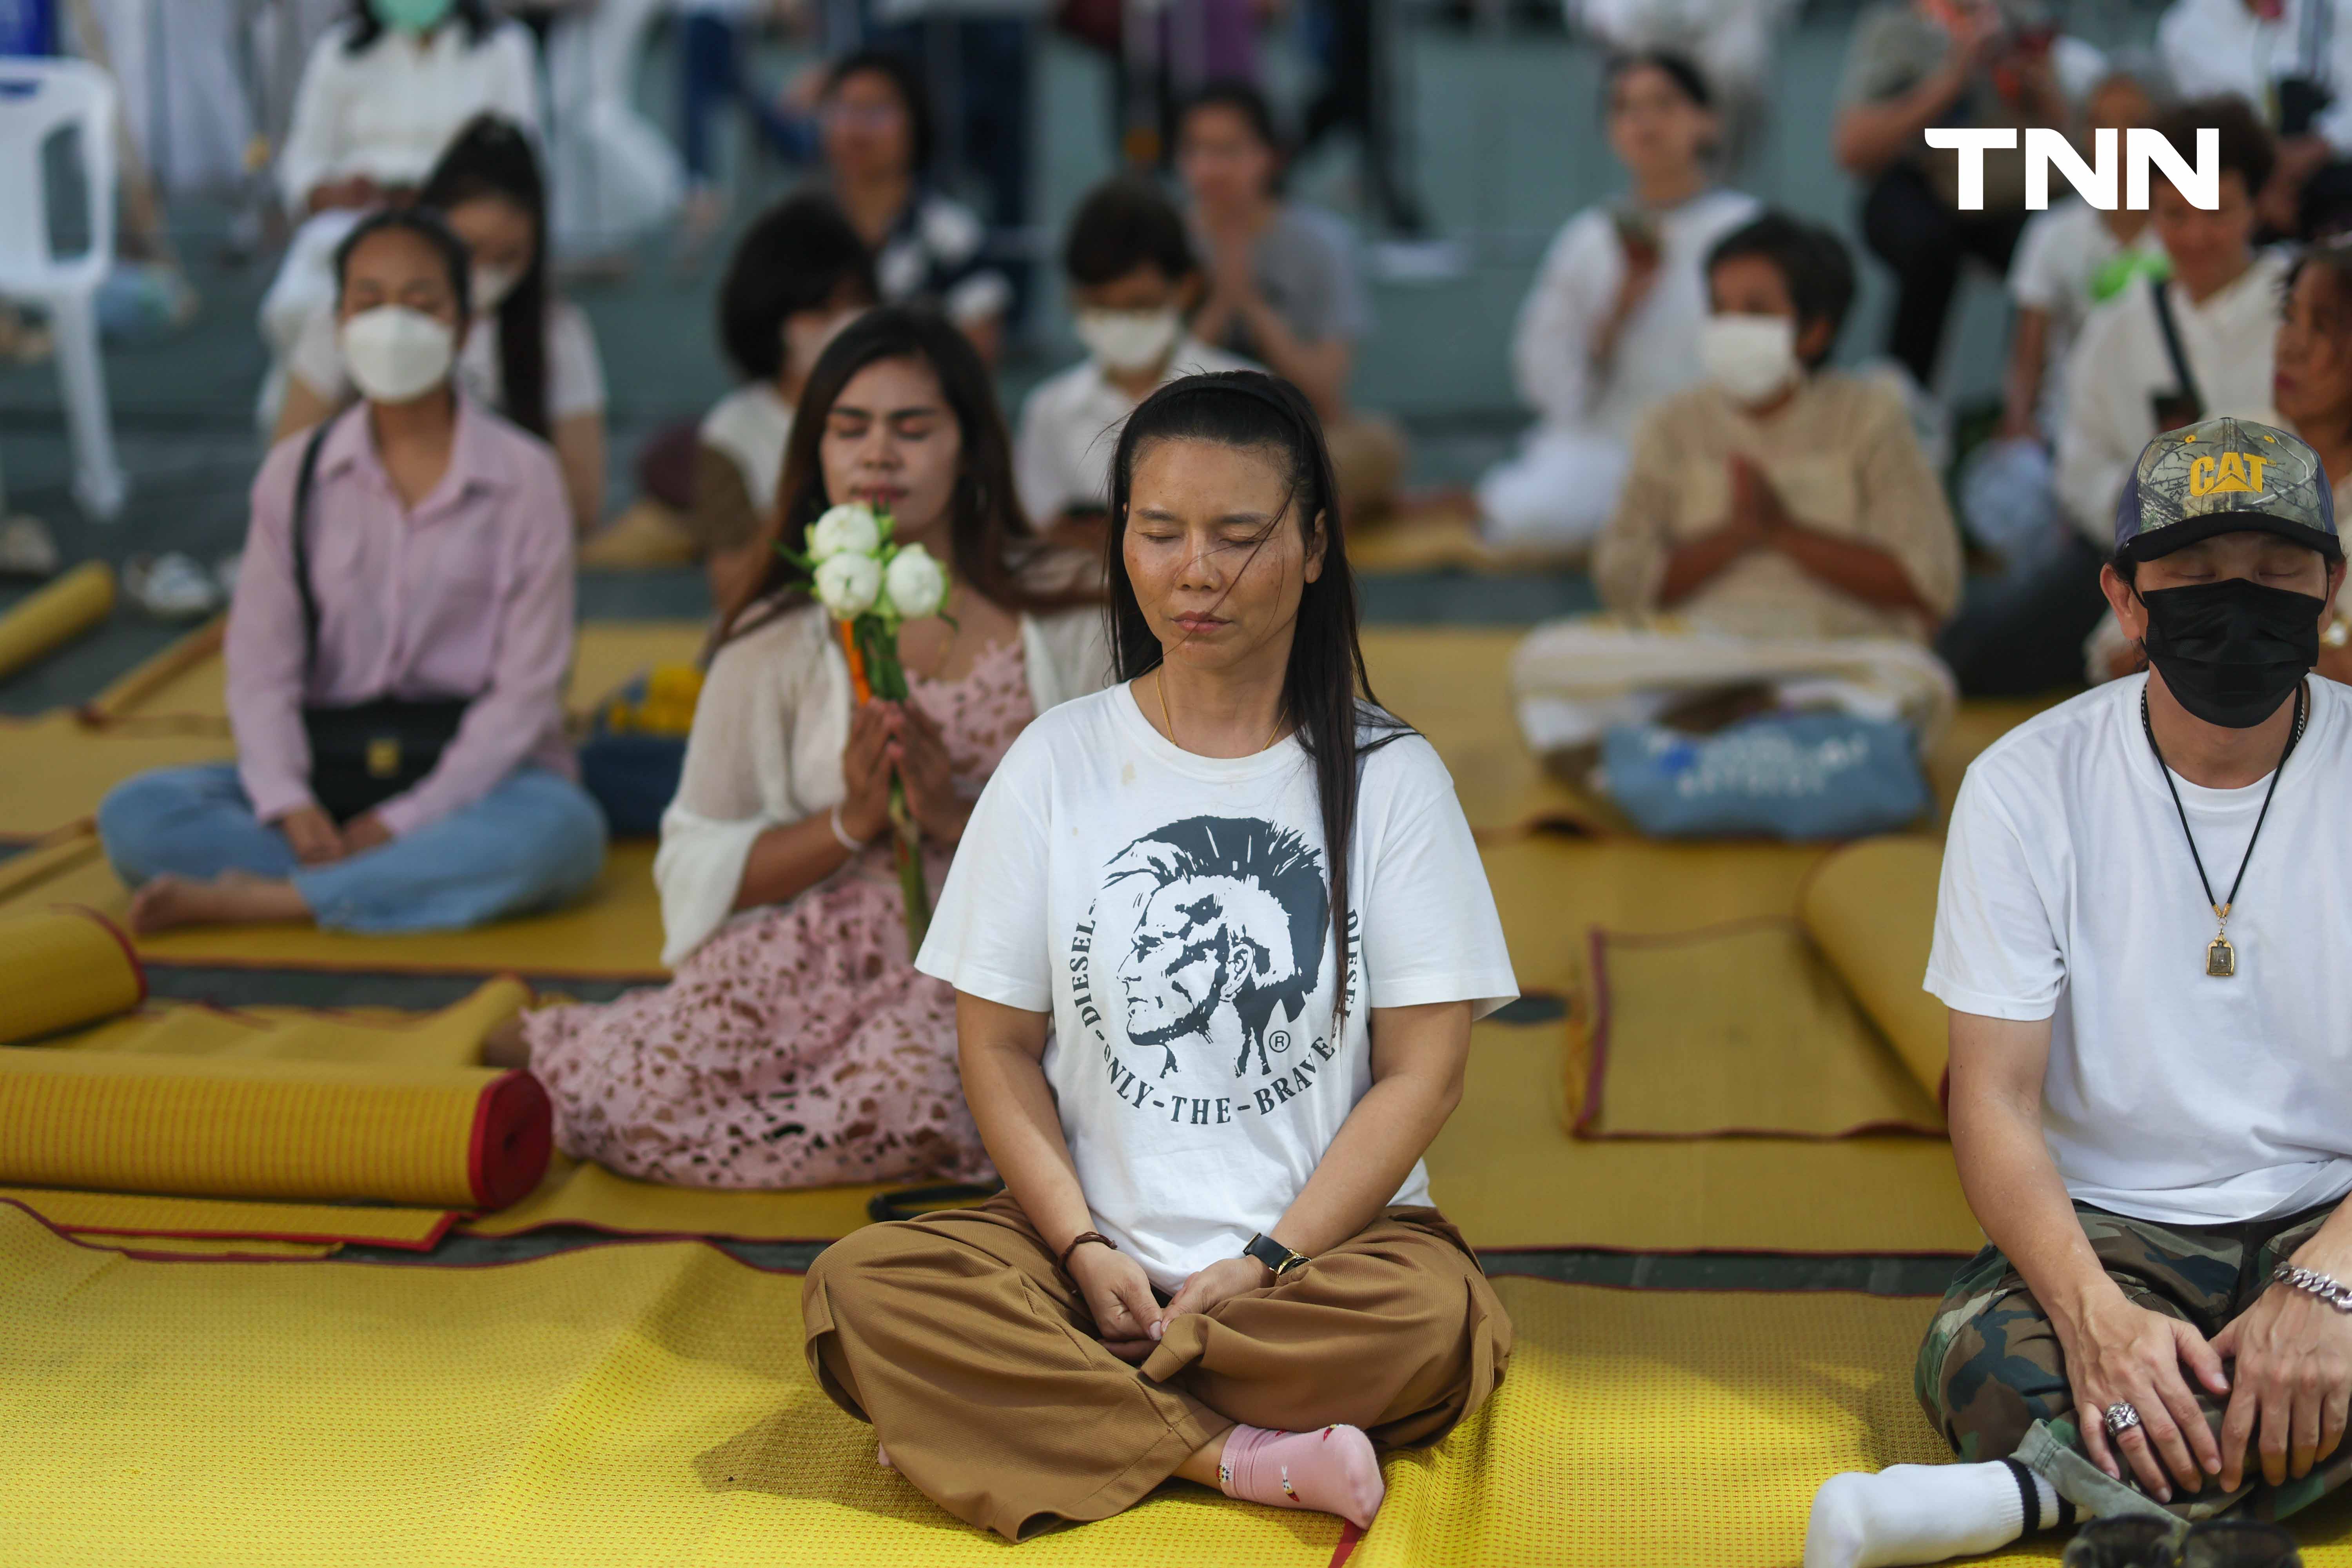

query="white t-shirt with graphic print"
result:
[916,684,1519,1292]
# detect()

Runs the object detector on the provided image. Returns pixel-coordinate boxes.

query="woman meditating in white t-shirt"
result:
[802,370,1520,1541]
[492,307,1109,1189]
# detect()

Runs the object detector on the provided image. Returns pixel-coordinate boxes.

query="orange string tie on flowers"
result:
[838,617,873,704]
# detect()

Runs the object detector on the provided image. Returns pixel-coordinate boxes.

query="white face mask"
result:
[1698,313,1800,406]
[1074,307,1183,375]
[471,263,523,313]
[339,305,456,405]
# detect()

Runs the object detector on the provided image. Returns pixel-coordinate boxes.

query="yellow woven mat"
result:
[21,1198,2339,1566]
[1574,920,1945,1140]
[1355,1276,2352,1568]
[0,1200,1343,1567]
[1481,833,1833,997]
[0,981,531,1249]
[464,1156,894,1243]
[0,711,236,843]
[0,839,670,979]
[1802,836,1952,1103]
[1428,1021,1978,1253]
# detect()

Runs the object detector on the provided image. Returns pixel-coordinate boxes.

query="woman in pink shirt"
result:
[98,209,606,934]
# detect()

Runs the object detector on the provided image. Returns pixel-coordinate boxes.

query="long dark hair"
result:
[345,0,494,52]
[719,305,1097,641]
[1104,371,1408,1026]
[418,115,550,437]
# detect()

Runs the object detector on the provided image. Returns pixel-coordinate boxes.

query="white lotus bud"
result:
[808,503,882,562]
[813,550,882,618]
[883,544,949,620]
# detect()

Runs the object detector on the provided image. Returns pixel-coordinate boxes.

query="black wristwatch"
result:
[1243,1232,1310,1281]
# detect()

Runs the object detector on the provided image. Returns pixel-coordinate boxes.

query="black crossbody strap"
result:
[289,416,334,678]
[2149,274,2205,424]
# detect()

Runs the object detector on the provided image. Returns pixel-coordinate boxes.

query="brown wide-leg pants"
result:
[802,1193,1513,1541]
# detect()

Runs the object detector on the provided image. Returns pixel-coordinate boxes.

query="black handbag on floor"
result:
[286,421,477,825]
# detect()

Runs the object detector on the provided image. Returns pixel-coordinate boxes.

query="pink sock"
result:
[1215,1423,1385,1528]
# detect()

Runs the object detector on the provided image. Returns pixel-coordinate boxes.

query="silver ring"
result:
[2105,1402,2142,1437]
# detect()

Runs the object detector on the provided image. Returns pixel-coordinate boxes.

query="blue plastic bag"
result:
[1599,711,1930,840]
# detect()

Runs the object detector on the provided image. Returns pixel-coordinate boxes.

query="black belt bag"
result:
[286,418,483,826]
[301,696,471,824]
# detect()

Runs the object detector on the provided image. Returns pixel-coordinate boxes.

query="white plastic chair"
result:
[0,58,129,521]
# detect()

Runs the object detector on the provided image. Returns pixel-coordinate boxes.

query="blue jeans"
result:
[98,764,608,934]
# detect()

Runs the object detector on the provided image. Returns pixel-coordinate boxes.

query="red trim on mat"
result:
[1573,925,1611,1136]
[1575,916,1947,1142]
[137,954,670,983]
[1327,1521,1365,1567]
[54,902,147,1006]
[4,1198,456,1252]
[468,1070,554,1209]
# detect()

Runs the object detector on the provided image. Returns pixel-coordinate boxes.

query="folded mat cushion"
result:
[0,906,143,1044]
[20,1201,2352,1565]
[1574,919,1947,1139]
[0,559,113,683]
[0,1049,550,1208]
[2,980,539,1244]
[1576,835,1951,1139]
[1801,835,1952,1102]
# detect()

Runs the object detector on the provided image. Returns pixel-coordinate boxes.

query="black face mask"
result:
[2137,575,2325,729]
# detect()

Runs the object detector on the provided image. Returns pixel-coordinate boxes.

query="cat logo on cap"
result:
[2187,453,2268,497]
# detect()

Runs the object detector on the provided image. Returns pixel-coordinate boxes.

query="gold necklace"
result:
[1154,666,1283,754]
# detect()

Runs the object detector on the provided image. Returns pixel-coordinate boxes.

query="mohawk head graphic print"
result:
[1103,816,1330,1080]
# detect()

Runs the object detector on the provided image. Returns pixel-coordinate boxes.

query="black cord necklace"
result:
[2140,679,2308,978]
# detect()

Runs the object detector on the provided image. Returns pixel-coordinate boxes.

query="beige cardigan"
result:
[655,599,1112,966]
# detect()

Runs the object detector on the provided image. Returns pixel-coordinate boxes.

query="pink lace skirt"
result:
[524,867,991,1190]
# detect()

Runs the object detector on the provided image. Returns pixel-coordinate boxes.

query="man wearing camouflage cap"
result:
[1806,417,2352,1565]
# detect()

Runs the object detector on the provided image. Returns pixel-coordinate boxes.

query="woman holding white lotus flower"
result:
[507,308,1109,1191]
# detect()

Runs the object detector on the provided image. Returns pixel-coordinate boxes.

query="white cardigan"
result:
[654,601,1112,967]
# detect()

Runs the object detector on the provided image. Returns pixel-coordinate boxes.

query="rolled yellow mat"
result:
[0,1051,552,1209]
[0,560,114,683]
[1799,836,1950,1103]
[0,908,144,1045]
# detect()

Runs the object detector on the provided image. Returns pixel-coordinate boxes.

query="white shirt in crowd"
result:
[287,299,608,423]
[915,689,1519,1292]
[1477,187,1759,549]
[699,381,795,517]
[2055,249,2288,549]
[2161,0,2352,152]
[2007,200,2167,438]
[1510,188,1760,446]
[1013,336,1256,523]
[276,18,543,208]
[1928,674,2352,1226]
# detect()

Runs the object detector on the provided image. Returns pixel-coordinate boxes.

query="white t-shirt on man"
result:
[915,685,1519,1292]
[1927,673,2352,1227]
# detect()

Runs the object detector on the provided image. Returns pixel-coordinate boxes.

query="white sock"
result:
[1804,1461,2061,1568]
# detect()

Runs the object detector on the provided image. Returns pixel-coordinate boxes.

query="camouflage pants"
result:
[1918,1200,2351,1524]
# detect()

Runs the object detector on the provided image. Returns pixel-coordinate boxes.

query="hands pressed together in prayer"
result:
[1066,1243,1277,1362]
[842,697,969,846]
[2061,1252,2352,1503]
[274,804,392,864]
